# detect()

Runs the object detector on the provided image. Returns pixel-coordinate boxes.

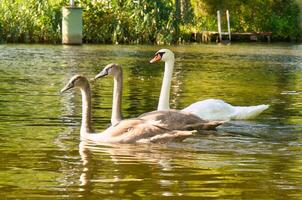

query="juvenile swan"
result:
[94,64,224,131]
[60,75,195,143]
[149,49,269,121]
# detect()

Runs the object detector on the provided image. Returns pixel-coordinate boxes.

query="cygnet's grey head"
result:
[60,75,88,93]
[94,63,122,80]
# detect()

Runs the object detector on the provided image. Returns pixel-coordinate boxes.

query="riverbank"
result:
[0,0,301,44]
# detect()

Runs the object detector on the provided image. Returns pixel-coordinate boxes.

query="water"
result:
[0,43,301,199]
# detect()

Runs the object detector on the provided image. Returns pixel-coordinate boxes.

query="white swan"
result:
[60,75,195,143]
[94,63,224,131]
[149,49,269,121]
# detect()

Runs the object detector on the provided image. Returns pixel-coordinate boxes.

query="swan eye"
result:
[155,52,165,59]
[158,52,165,57]
[107,64,117,73]
[69,82,75,88]
[106,67,111,74]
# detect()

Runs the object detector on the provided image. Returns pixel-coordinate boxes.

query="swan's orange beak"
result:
[150,54,162,63]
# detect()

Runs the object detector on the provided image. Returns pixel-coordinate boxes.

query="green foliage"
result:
[79,0,175,44]
[192,0,302,41]
[0,0,66,43]
[0,0,301,43]
[267,0,301,40]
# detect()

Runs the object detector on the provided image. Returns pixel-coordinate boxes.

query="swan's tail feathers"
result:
[233,104,269,120]
[184,120,226,131]
[138,130,196,144]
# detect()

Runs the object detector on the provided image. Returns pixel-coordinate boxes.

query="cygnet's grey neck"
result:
[111,70,123,125]
[80,83,94,136]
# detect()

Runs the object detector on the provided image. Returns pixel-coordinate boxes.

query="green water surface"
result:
[0,44,301,199]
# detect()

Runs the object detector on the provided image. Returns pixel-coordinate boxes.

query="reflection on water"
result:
[0,44,301,199]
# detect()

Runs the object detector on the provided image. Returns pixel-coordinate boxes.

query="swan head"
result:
[60,75,89,93]
[94,63,122,79]
[150,49,174,63]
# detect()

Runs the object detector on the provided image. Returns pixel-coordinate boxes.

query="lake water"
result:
[0,44,301,199]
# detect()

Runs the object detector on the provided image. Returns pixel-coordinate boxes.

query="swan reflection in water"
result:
[77,140,195,194]
[79,141,93,189]
[69,120,302,198]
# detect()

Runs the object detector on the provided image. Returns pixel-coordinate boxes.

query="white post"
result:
[70,0,74,7]
[217,10,222,43]
[226,10,231,41]
[62,7,83,44]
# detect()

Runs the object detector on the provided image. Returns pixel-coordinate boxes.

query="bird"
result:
[93,63,224,131]
[149,48,269,121]
[60,75,195,144]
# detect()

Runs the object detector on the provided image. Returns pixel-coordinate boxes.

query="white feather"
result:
[182,99,269,121]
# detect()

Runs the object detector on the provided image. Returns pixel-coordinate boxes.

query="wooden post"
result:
[226,10,231,41]
[267,36,271,43]
[217,10,222,43]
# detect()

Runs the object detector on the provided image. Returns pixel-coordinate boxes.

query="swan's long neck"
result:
[111,70,123,126]
[158,59,174,110]
[80,84,93,137]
